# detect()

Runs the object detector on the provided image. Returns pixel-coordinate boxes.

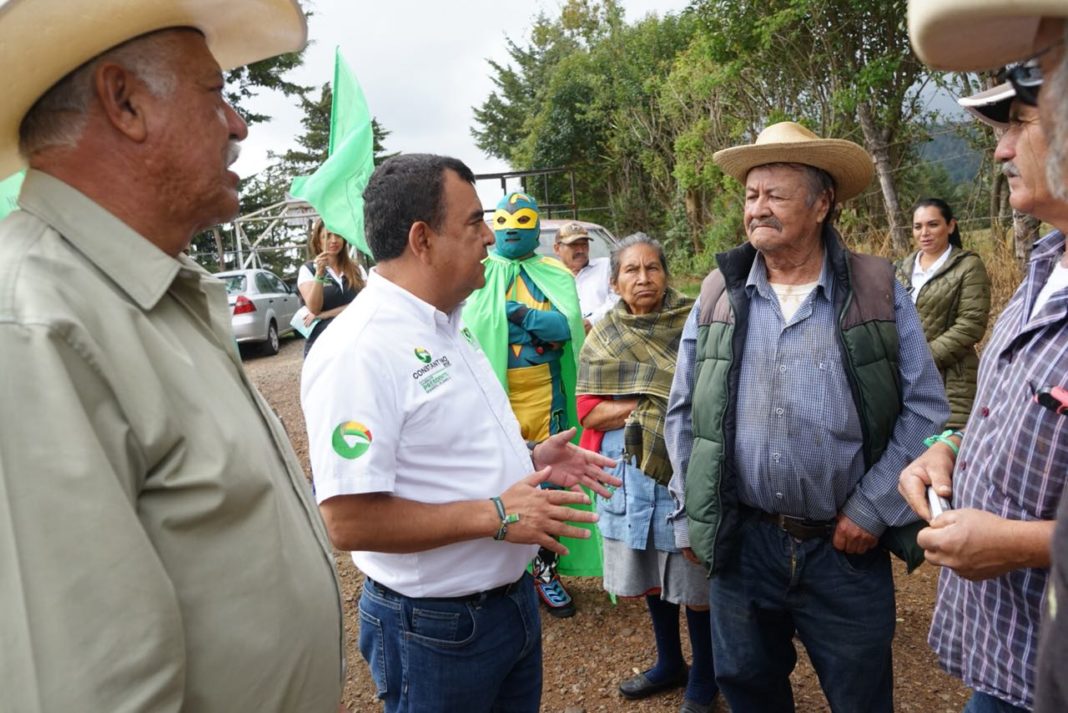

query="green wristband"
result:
[923,429,961,456]
[490,496,512,541]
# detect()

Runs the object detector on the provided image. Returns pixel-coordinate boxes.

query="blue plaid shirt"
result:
[928,231,1068,709]
[667,251,948,546]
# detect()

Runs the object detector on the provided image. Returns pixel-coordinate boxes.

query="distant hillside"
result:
[917,124,985,184]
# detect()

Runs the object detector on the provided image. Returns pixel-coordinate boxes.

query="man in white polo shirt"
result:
[301,153,619,713]
[553,221,617,331]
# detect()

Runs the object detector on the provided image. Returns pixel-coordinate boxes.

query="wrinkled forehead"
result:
[744,163,812,189]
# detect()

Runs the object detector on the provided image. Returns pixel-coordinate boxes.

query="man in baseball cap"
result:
[0,2,345,711]
[906,4,1068,712]
[911,1,1068,199]
[553,222,617,331]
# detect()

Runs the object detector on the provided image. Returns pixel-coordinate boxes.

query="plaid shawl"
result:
[577,287,694,485]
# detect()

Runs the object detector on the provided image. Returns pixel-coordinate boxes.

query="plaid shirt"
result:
[667,251,947,544]
[929,231,1068,709]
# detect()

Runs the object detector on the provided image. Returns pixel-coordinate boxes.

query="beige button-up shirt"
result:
[0,171,344,712]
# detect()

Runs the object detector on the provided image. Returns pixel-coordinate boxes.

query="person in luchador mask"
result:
[463,192,596,618]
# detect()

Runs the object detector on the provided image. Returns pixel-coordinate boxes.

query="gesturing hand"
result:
[530,428,620,498]
[498,468,601,555]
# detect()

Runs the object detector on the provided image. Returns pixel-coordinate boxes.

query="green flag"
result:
[0,171,24,220]
[290,49,374,256]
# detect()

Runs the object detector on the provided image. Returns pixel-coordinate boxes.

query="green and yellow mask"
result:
[492,192,541,259]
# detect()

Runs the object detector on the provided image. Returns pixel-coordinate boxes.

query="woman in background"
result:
[895,198,991,428]
[578,233,716,713]
[297,218,365,355]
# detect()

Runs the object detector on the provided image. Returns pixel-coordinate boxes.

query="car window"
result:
[218,274,246,295]
[265,273,287,293]
[586,230,613,260]
[538,229,558,257]
[255,272,274,294]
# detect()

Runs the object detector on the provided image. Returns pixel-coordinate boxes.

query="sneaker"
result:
[535,572,576,618]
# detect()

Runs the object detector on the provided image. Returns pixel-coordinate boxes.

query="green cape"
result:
[463,252,602,576]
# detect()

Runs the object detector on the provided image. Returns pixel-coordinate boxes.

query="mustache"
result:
[226,141,242,168]
[748,217,783,232]
[1001,161,1020,179]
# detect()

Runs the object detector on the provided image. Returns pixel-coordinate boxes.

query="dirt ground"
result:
[245,337,972,713]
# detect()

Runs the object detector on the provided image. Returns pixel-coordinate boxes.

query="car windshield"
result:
[218,274,246,295]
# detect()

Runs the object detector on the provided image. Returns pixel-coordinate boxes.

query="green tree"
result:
[688,0,943,250]
[473,2,694,234]
[372,118,399,166]
[212,83,396,277]
[226,50,311,126]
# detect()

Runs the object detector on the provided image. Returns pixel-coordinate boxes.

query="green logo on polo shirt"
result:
[414,347,432,363]
[332,420,372,460]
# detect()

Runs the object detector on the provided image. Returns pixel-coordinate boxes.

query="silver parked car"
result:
[215,269,300,355]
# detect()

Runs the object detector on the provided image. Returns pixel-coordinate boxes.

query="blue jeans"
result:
[710,518,896,713]
[358,572,542,713]
[963,691,1029,713]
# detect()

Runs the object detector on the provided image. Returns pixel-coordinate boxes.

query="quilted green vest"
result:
[894,248,991,428]
[685,227,915,575]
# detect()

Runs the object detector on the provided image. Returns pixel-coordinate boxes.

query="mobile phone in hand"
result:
[927,486,952,519]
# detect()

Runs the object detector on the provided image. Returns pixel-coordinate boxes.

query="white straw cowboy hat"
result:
[0,0,308,178]
[712,122,874,202]
[909,0,1068,71]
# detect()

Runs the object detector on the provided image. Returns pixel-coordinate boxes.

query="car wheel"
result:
[262,320,280,356]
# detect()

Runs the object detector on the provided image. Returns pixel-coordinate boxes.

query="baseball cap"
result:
[557,222,591,244]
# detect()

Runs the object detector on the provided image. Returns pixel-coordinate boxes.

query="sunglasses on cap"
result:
[1003,63,1043,107]
[1004,35,1068,106]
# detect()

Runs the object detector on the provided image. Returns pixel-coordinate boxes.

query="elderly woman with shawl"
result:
[577,234,717,713]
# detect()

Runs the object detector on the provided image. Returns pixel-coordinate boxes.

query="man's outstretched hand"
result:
[530,427,620,498]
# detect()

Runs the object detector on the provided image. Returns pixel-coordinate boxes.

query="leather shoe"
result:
[618,667,688,700]
[679,698,716,713]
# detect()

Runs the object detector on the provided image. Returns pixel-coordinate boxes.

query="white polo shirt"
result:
[302,271,538,597]
[574,257,617,324]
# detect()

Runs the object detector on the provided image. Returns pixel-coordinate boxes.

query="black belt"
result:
[367,572,528,603]
[754,510,836,541]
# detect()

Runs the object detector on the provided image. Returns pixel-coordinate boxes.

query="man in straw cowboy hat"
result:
[908,3,1068,712]
[0,2,346,711]
[665,121,948,713]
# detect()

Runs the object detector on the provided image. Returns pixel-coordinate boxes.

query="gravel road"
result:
[244,337,970,712]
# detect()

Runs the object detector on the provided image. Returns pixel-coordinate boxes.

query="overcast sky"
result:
[233,0,692,202]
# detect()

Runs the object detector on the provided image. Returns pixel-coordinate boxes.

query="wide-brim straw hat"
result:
[712,122,874,203]
[0,0,308,178]
[909,0,1068,71]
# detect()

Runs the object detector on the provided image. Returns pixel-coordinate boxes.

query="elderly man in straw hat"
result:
[908,4,1068,712]
[665,122,948,713]
[0,2,345,711]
